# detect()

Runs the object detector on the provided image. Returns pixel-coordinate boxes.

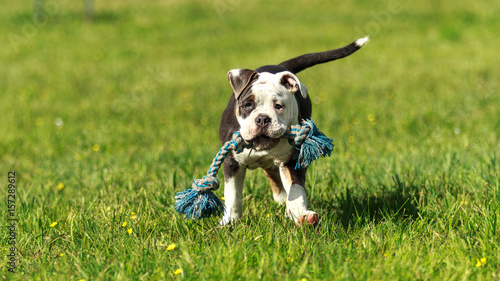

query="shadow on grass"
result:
[313,175,422,229]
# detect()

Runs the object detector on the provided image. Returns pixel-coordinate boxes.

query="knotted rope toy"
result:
[174,118,333,220]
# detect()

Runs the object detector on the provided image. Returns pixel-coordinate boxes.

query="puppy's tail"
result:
[279,36,369,74]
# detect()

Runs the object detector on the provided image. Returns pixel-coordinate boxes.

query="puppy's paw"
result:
[220,215,237,226]
[220,217,231,226]
[294,211,318,227]
[220,212,241,226]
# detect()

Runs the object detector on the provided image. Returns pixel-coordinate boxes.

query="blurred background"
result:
[2,0,498,162]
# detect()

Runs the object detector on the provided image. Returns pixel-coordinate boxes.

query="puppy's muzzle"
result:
[248,114,281,150]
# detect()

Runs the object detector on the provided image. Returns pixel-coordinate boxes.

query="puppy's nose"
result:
[255,114,271,128]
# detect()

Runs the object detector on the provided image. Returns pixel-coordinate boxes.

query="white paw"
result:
[220,216,231,226]
[220,211,240,226]
[287,210,319,226]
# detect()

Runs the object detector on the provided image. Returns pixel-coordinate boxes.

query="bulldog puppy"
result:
[219,37,368,226]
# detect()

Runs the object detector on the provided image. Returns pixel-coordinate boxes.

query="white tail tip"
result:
[355,36,369,47]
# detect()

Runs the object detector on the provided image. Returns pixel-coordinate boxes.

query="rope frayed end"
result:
[174,184,224,220]
[173,133,247,220]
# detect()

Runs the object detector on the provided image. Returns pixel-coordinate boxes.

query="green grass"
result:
[1,0,499,280]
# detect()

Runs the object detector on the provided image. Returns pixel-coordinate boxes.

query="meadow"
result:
[1,0,499,280]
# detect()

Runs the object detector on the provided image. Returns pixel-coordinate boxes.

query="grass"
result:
[1,0,499,280]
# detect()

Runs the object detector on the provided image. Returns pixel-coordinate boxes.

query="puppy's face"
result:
[228,70,308,150]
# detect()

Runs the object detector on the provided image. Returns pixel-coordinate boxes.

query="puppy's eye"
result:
[244,102,253,110]
[275,104,283,110]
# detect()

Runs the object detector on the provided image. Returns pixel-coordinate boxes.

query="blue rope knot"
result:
[285,119,333,169]
[287,121,312,147]
[231,131,252,153]
[192,175,219,192]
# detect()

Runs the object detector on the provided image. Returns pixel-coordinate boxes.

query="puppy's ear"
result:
[279,72,308,98]
[228,69,258,99]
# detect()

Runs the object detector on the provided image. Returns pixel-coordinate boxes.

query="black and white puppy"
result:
[219,37,368,226]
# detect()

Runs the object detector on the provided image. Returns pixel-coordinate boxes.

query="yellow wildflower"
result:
[50,221,58,227]
[93,144,100,152]
[174,268,182,275]
[167,243,177,251]
[122,222,127,227]
[127,228,132,234]
[57,183,65,190]
[476,257,487,267]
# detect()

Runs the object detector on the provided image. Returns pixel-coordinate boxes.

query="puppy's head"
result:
[228,69,308,150]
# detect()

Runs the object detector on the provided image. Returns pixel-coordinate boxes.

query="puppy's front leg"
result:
[263,166,287,205]
[220,155,246,225]
[279,162,318,226]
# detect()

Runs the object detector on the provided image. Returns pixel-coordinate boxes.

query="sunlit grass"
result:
[0,0,499,280]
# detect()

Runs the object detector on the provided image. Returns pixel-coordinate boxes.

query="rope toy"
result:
[174,118,333,220]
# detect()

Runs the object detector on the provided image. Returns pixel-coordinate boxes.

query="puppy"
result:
[219,37,368,225]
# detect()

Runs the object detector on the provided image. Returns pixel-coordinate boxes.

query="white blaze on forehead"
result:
[253,72,286,91]
[250,71,304,100]
[251,73,293,113]
[255,71,308,98]
[251,82,287,104]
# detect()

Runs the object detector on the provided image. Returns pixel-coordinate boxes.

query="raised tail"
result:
[279,36,369,74]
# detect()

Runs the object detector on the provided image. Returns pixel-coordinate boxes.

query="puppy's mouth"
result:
[249,134,281,150]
